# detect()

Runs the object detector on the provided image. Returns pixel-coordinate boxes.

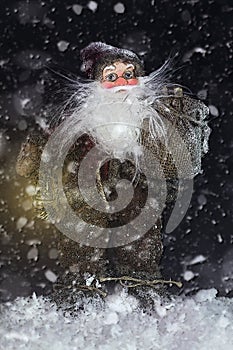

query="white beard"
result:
[81,84,145,162]
[54,73,170,173]
[74,81,166,168]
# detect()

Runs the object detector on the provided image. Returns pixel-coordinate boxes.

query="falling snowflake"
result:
[113,2,125,14]
[57,41,70,52]
[72,4,83,15]
[87,1,98,13]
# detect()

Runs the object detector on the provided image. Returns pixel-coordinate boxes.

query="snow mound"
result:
[0,289,233,350]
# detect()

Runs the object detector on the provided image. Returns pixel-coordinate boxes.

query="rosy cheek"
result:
[101,81,115,89]
[128,78,139,86]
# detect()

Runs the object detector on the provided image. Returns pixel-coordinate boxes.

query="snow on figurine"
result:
[16,42,210,308]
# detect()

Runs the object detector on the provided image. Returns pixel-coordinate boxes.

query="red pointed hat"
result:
[80,42,144,80]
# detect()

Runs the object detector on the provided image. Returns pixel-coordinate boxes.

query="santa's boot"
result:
[107,220,166,309]
[51,237,110,312]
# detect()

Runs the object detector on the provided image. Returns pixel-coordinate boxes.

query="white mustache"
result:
[106,85,139,93]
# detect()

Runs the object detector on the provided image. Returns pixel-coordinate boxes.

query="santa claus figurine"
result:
[16,42,210,309]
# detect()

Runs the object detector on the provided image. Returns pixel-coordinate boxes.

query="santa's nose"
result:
[115,77,128,86]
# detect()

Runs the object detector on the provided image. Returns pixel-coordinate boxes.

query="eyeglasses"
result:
[102,70,136,82]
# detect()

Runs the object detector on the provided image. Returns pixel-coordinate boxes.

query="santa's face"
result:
[101,61,139,89]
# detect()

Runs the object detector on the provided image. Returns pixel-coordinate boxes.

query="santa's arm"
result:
[16,133,49,181]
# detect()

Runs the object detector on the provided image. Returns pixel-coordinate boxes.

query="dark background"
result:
[0,0,232,301]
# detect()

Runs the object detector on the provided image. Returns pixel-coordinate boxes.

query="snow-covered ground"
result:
[1,289,232,350]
